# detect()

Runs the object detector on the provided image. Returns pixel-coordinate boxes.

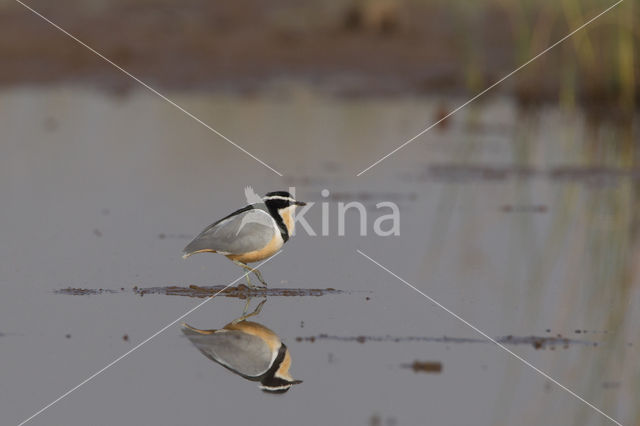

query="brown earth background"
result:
[1,0,638,110]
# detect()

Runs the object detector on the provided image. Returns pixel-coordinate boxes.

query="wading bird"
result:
[182,190,306,288]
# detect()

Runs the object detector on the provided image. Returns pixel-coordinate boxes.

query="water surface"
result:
[1,87,638,425]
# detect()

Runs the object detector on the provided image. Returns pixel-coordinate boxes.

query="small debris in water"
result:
[43,116,59,132]
[157,233,192,240]
[602,381,620,389]
[300,321,304,328]
[365,296,370,301]
[93,228,102,237]
[122,334,129,342]
[322,161,340,173]
[65,334,71,339]
[402,360,442,374]
[434,103,450,130]
[501,205,547,213]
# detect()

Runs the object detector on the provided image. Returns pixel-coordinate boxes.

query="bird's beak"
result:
[294,201,307,206]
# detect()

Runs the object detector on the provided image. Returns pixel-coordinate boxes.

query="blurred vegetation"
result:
[270,0,637,110]
[412,0,636,111]
[0,0,637,111]
[501,0,636,111]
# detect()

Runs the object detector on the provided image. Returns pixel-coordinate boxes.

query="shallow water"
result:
[1,87,638,425]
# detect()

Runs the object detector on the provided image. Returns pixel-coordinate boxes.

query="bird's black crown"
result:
[264,191,294,199]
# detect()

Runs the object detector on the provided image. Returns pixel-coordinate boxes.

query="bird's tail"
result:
[181,323,216,335]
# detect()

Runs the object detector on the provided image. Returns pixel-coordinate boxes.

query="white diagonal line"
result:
[356,0,624,176]
[15,0,283,177]
[17,251,283,426]
[356,249,623,426]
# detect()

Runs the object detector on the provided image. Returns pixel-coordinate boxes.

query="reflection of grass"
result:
[517,111,638,422]
[572,124,637,425]
[416,100,638,422]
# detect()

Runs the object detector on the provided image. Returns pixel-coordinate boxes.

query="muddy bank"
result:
[2,0,637,105]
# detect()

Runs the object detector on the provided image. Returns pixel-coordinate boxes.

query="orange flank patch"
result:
[225,321,281,354]
[225,233,283,263]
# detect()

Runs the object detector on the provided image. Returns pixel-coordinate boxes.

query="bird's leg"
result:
[232,260,258,289]
[232,298,267,324]
[232,260,268,288]
[250,267,268,287]
[241,297,252,315]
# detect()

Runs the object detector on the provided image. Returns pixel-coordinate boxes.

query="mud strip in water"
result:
[403,164,640,187]
[295,334,597,350]
[55,284,345,298]
[54,288,121,295]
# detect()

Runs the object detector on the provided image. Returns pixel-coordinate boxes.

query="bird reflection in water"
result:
[182,298,302,393]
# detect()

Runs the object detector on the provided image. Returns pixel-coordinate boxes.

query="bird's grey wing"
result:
[183,329,273,378]
[183,207,274,255]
